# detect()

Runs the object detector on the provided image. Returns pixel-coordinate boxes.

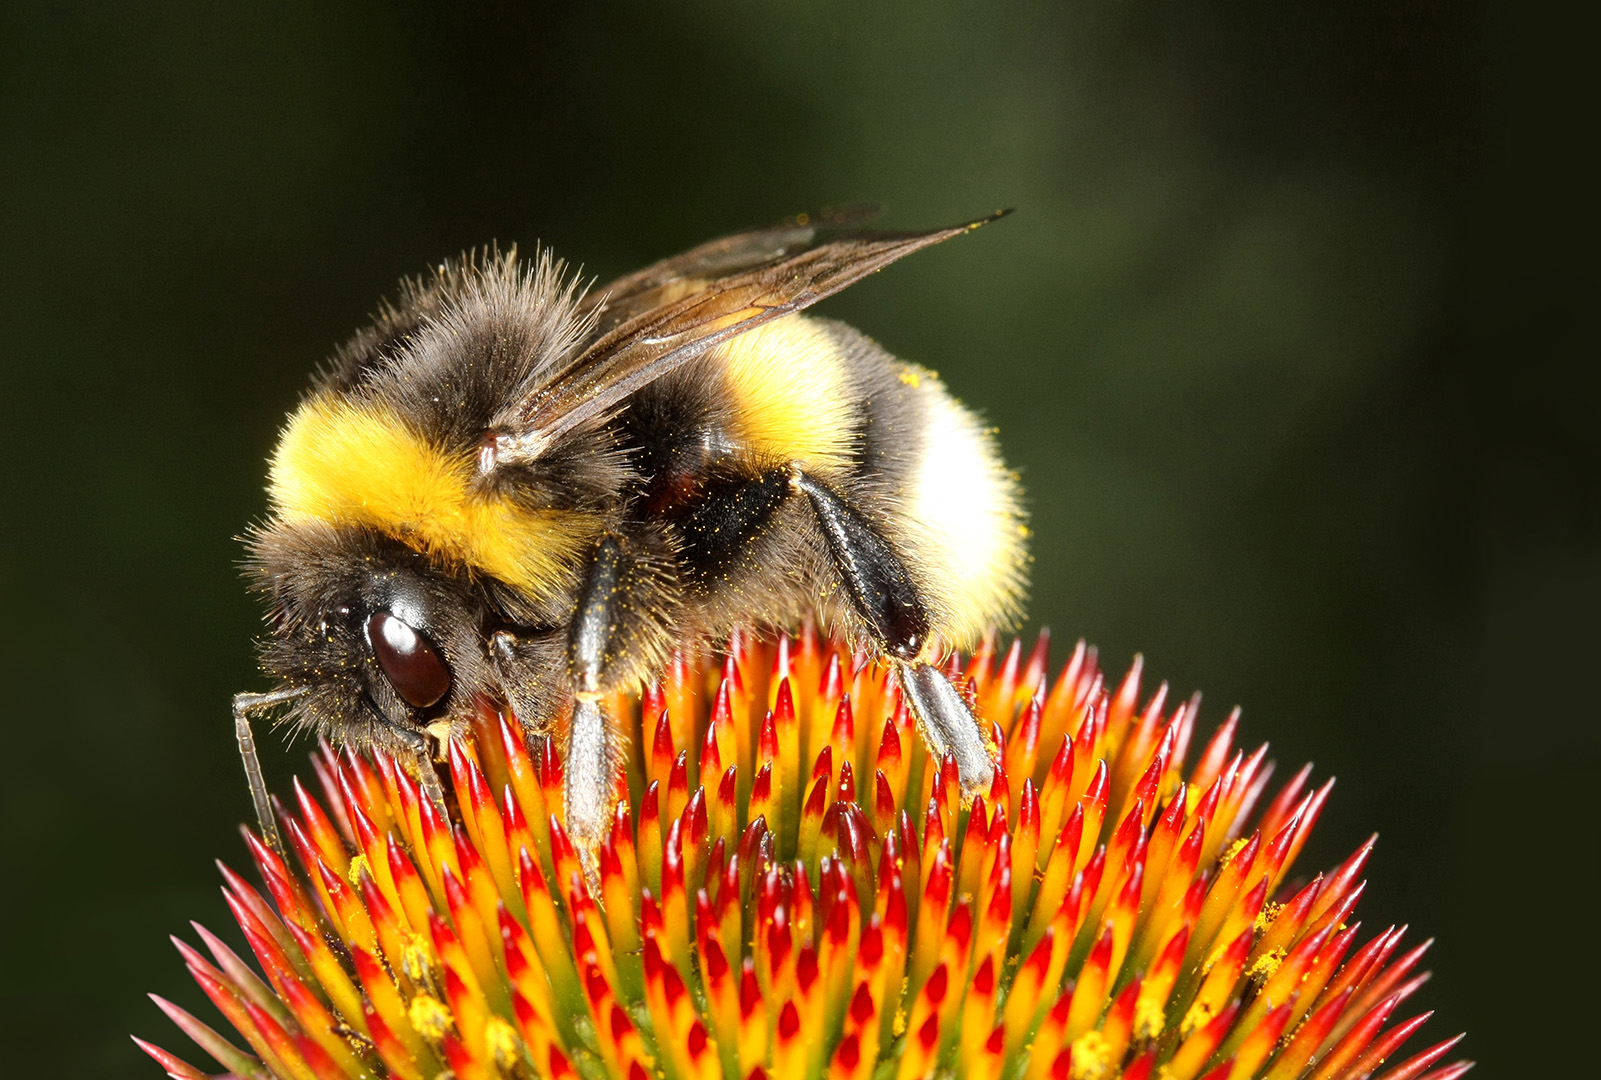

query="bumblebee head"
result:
[244,520,522,755]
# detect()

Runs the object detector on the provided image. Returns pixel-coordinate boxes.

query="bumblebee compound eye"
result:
[366,611,452,709]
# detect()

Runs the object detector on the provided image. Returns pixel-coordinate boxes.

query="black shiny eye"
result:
[366,611,451,709]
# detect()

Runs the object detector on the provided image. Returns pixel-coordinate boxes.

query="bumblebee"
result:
[236,212,1028,866]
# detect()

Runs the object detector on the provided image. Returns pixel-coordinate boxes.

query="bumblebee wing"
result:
[573,206,884,339]
[498,211,1008,459]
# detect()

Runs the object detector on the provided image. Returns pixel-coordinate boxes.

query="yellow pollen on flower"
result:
[1220,835,1252,867]
[1068,1030,1115,1080]
[407,994,453,1040]
[345,852,370,890]
[1248,948,1286,981]
[1254,899,1283,933]
[1181,999,1215,1038]
[1133,994,1166,1039]
[401,934,434,983]
[486,1017,525,1069]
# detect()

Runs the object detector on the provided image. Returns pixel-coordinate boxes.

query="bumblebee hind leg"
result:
[675,463,996,798]
[790,471,995,800]
[896,661,995,798]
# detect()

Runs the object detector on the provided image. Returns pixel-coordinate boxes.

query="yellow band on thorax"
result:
[267,396,597,597]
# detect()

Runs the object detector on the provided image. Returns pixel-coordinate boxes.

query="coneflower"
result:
[138,628,1470,1080]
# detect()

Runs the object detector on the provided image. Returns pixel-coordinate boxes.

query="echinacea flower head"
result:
[139,629,1471,1080]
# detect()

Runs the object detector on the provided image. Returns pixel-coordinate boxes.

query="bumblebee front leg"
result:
[232,685,450,865]
[233,687,308,861]
[790,472,996,800]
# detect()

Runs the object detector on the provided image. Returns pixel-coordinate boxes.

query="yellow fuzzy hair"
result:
[716,316,856,473]
[268,396,599,597]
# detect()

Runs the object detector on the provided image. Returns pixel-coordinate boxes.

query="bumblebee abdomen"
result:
[891,368,1029,645]
[692,313,1028,648]
[712,315,860,474]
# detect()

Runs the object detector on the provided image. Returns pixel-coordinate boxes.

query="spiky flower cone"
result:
[139,629,1471,1080]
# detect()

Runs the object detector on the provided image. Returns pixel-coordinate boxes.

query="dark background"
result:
[1,2,1592,1076]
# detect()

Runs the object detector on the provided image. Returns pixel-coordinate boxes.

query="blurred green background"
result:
[1,2,1591,1075]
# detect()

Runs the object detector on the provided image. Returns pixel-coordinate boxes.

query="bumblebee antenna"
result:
[232,687,308,862]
